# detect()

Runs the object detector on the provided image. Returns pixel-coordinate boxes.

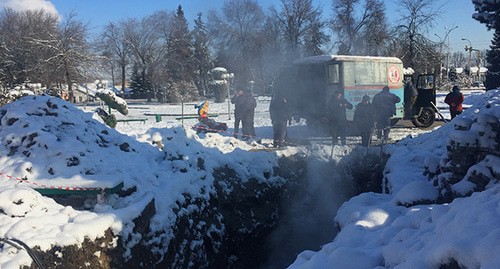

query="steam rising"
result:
[261,148,358,268]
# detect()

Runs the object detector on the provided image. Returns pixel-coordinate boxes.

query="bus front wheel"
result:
[411,107,435,128]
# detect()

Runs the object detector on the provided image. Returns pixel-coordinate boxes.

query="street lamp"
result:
[223,73,234,120]
[435,33,445,80]
[461,38,472,47]
[435,26,458,81]
[462,38,473,76]
[444,26,458,73]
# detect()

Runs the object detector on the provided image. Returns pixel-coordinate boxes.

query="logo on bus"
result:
[388,65,401,84]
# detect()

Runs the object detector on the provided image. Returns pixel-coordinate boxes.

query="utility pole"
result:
[462,38,473,77]
[445,26,458,78]
[462,38,481,80]
[435,26,458,82]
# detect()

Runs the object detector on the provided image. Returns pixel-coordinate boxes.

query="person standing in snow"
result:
[444,85,464,120]
[238,88,257,140]
[372,85,401,141]
[327,90,353,145]
[231,88,244,138]
[269,92,290,147]
[404,78,418,118]
[354,95,376,146]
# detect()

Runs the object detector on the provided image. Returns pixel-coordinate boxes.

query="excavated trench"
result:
[29,148,385,269]
[256,148,385,269]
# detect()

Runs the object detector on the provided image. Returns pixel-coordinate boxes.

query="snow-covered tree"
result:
[42,13,92,103]
[209,67,230,103]
[0,9,58,89]
[95,88,129,128]
[96,88,128,115]
[472,0,500,90]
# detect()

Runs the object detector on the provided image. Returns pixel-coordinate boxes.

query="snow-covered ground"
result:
[0,88,498,268]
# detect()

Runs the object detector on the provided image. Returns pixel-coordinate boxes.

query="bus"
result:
[275,55,436,131]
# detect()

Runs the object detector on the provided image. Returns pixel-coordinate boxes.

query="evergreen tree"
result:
[167,5,194,84]
[192,13,212,96]
[129,64,153,100]
[303,20,329,56]
[473,0,500,90]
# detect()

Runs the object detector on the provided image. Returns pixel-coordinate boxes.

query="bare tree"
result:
[0,9,59,90]
[100,21,130,95]
[392,0,444,73]
[260,15,288,92]
[150,10,176,99]
[271,0,324,61]
[362,0,389,56]
[207,0,266,88]
[124,15,165,100]
[330,0,388,55]
[27,13,93,102]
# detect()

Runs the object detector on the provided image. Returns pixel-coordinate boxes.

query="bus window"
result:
[417,74,435,90]
[343,61,386,86]
[328,64,339,84]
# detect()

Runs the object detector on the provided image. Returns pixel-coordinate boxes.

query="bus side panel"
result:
[342,62,404,121]
[391,87,405,119]
[344,86,385,121]
[387,63,405,119]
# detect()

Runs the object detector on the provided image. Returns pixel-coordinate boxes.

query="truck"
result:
[274,55,437,131]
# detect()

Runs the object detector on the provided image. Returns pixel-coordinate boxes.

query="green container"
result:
[155,114,162,122]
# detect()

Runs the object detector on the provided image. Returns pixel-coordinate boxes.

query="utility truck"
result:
[274,55,437,130]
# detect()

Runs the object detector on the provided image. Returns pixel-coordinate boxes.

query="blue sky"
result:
[0,0,493,52]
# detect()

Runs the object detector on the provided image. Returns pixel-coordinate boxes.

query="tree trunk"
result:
[65,61,74,103]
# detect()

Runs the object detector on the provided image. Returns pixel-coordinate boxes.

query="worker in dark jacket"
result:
[444,85,464,119]
[372,85,401,141]
[327,90,353,145]
[238,88,257,139]
[231,89,244,138]
[404,78,418,118]
[269,92,290,147]
[354,95,376,146]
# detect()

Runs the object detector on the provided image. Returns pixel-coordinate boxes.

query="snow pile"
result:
[289,89,500,268]
[0,89,498,268]
[0,95,282,268]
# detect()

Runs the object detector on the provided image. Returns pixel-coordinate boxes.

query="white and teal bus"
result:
[275,55,436,130]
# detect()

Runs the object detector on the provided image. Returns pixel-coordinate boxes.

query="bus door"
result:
[325,62,341,108]
[297,64,328,119]
[415,74,436,108]
[411,74,437,128]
